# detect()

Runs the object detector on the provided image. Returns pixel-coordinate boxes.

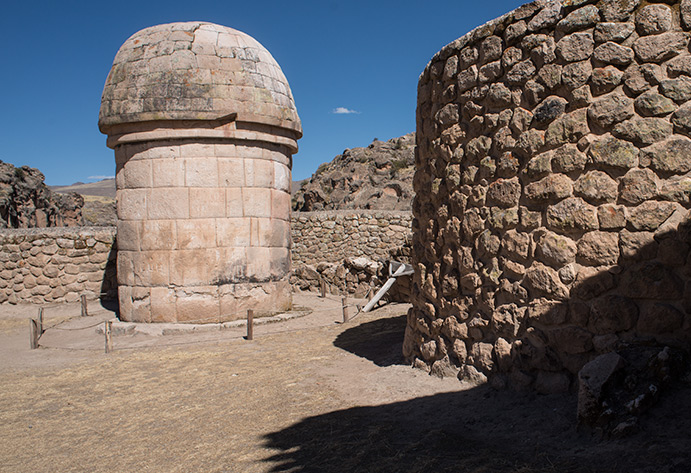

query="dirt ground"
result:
[1,292,690,473]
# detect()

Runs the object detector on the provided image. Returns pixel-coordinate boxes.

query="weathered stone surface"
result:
[637,302,684,335]
[599,0,640,22]
[574,171,618,204]
[632,32,689,63]
[588,135,639,169]
[515,129,546,158]
[504,21,527,45]
[435,104,459,128]
[572,266,615,300]
[620,261,683,299]
[627,201,677,231]
[636,4,673,36]
[612,117,673,145]
[598,204,627,229]
[588,94,635,128]
[642,137,691,174]
[667,54,691,79]
[562,60,593,89]
[590,66,624,95]
[537,64,563,90]
[545,109,589,146]
[479,61,504,83]
[594,22,635,43]
[548,326,593,354]
[525,174,573,203]
[577,231,620,266]
[527,2,563,32]
[506,59,537,85]
[619,229,657,260]
[659,76,691,103]
[546,197,599,232]
[479,35,503,64]
[536,230,577,267]
[578,352,625,426]
[484,83,510,109]
[557,5,599,33]
[502,229,531,261]
[619,168,659,205]
[486,177,521,208]
[533,96,567,125]
[683,0,691,30]
[457,65,479,92]
[526,151,553,177]
[551,144,587,172]
[524,262,569,300]
[634,90,676,117]
[557,32,595,62]
[593,42,634,66]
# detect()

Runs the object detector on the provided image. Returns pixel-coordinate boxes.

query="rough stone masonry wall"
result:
[407,0,691,392]
[290,211,412,297]
[0,211,412,304]
[0,227,116,304]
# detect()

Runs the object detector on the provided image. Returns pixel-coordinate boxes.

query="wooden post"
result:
[30,319,39,349]
[319,278,326,298]
[246,309,254,340]
[80,295,88,317]
[342,297,349,323]
[37,307,44,335]
[104,320,113,354]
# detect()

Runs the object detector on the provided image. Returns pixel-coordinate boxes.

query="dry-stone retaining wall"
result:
[408,0,691,392]
[0,227,116,304]
[291,211,412,298]
[0,211,412,304]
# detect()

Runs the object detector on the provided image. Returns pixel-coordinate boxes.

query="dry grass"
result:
[2,299,690,473]
[1,325,341,472]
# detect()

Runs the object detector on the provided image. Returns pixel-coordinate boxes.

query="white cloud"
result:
[88,175,115,180]
[331,107,360,115]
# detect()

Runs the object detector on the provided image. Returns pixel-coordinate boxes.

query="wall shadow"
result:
[333,314,407,367]
[99,238,118,312]
[261,380,691,472]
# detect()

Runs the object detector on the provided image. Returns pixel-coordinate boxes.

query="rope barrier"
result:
[51,320,108,331]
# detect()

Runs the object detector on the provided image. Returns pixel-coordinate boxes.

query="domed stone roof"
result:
[99,22,301,136]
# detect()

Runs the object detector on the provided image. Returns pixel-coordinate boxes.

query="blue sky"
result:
[0,0,525,185]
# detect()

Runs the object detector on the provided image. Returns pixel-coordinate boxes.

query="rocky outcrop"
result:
[293,133,415,211]
[0,161,83,228]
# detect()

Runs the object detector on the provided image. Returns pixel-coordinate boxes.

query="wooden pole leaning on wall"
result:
[342,297,349,323]
[246,309,254,340]
[80,295,88,317]
[319,278,326,298]
[30,318,39,349]
[104,321,113,354]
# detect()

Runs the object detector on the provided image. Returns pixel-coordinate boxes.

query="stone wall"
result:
[408,0,691,392]
[290,211,412,298]
[0,210,412,305]
[0,227,116,304]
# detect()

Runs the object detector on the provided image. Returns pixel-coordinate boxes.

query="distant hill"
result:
[51,179,116,199]
[292,133,415,211]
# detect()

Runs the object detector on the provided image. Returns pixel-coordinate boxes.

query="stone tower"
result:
[99,22,301,323]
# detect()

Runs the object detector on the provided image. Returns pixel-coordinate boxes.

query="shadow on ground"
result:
[333,314,407,366]
[262,381,691,473]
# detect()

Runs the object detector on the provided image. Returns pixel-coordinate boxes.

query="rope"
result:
[51,320,108,331]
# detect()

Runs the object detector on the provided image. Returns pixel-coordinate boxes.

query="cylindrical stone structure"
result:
[98,22,301,323]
